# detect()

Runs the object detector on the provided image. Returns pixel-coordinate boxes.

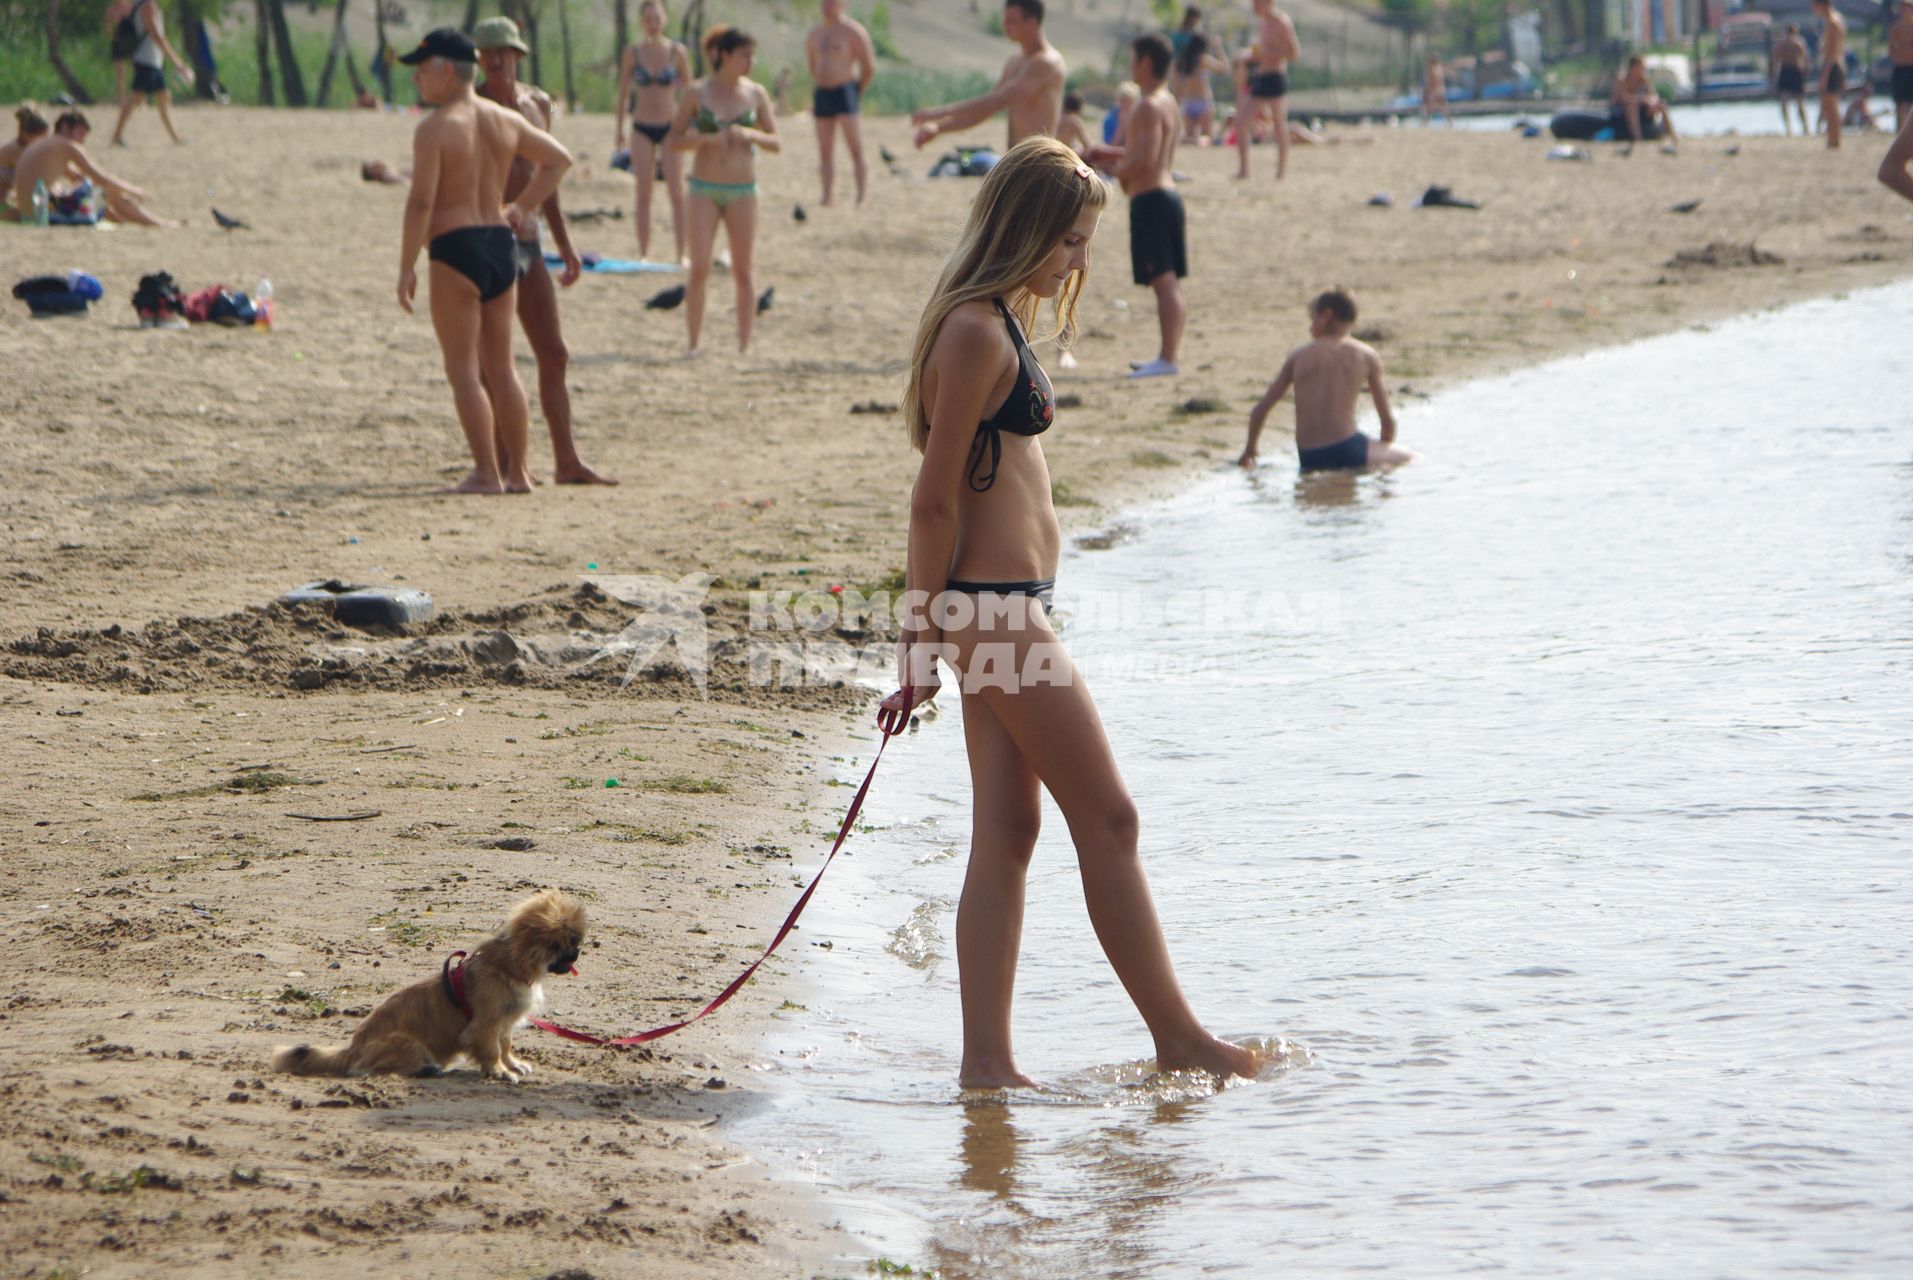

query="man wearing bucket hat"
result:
[474,15,615,486]
[396,26,574,495]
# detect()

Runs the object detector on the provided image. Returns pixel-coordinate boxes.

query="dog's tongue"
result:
[569,965,579,976]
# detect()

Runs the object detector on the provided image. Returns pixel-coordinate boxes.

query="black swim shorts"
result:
[1825,63,1847,95]
[1776,64,1805,95]
[131,63,165,95]
[1894,64,1913,104]
[813,82,860,118]
[1249,69,1288,99]
[1129,187,1187,286]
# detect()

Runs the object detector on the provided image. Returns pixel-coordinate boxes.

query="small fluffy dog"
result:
[272,889,586,1081]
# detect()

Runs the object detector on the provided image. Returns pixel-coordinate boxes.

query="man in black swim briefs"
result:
[475,17,615,487]
[1813,0,1848,150]
[805,0,876,205]
[1236,0,1299,180]
[1111,34,1187,379]
[1773,26,1811,136]
[1890,1,1913,132]
[396,27,573,495]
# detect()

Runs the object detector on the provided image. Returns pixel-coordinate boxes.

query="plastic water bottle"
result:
[254,275,273,330]
[31,179,48,227]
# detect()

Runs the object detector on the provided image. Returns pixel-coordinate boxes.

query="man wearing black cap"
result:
[396,26,574,495]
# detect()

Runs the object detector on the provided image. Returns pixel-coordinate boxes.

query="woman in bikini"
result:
[614,0,690,264]
[881,137,1265,1089]
[668,25,778,355]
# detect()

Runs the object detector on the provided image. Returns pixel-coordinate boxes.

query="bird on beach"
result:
[211,207,249,231]
[1668,198,1702,214]
[644,284,685,311]
[1724,144,1741,157]
[880,144,898,164]
[793,203,807,222]
[756,287,774,315]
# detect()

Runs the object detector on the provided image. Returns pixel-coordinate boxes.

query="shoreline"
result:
[3,108,1911,1277]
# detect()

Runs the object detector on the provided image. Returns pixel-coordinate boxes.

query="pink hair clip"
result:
[1074,162,1092,180]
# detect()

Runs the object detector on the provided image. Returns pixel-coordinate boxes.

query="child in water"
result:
[1239,288,1416,473]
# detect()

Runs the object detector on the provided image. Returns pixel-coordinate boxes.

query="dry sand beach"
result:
[3,103,1911,1279]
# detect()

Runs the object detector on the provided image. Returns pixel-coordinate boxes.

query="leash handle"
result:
[530,689,912,1048]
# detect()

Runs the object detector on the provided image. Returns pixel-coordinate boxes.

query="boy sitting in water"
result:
[1238,288,1416,473]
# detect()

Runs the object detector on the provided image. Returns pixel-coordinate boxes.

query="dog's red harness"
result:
[524,691,912,1048]
[441,950,473,1017]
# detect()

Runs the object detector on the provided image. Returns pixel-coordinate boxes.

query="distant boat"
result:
[1697,55,1770,101]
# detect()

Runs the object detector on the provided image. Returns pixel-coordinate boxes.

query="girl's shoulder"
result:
[936,299,1014,354]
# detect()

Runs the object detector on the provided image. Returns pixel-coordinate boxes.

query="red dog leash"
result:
[527,690,913,1048]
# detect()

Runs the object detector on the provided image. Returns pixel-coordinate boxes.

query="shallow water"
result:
[1440,95,1894,137]
[730,284,1913,1277]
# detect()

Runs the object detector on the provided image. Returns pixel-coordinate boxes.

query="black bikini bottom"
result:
[945,578,1055,614]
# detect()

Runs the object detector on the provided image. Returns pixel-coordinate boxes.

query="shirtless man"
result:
[1421,55,1448,125]
[805,0,875,206]
[1613,56,1678,148]
[474,17,614,487]
[1238,289,1414,473]
[1236,0,1299,180]
[395,27,573,495]
[1814,0,1848,150]
[1773,25,1811,136]
[1110,35,1185,379]
[911,0,1065,151]
[1889,1,1913,132]
[7,110,173,224]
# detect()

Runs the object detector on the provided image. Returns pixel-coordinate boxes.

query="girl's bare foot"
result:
[442,470,506,494]
[555,463,619,485]
[1156,1033,1267,1081]
[505,468,535,493]
[958,1063,1041,1090]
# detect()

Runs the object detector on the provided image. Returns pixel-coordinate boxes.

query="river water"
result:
[728,284,1913,1278]
[1442,95,1896,137]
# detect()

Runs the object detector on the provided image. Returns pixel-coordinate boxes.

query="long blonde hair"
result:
[905,136,1106,453]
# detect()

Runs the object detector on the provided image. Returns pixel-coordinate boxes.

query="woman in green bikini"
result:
[668,25,779,354]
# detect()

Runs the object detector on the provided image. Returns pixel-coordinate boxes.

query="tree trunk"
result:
[682,0,705,76]
[518,0,542,87]
[557,0,576,111]
[613,0,628,67]
[460,0,478,33]
[268,0,308,105]
[345,44,366,97]
[374,0,391,103]
[255,0,276,104]
[43,0,97,104]
[316,0,349,106]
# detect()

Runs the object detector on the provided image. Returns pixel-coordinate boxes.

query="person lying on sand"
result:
[394,27,572,495]
[1239,288,1415,473]
[6,110,176,225]
[362,159,410,184]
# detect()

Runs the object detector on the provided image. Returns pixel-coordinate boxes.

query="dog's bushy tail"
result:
[271,1043,352,1076]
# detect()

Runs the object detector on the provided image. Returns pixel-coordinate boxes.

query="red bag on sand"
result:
[183,284,228,324]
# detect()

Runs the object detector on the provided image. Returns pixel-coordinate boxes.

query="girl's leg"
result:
[723,195,757,352]
[947,608,1263,1080]
[663,147,687,262]
[684,191,719,353]
[633,133,655,259]
[955,689,1044,1088]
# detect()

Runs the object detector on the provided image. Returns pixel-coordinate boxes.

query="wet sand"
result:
[2,104,1909,1278]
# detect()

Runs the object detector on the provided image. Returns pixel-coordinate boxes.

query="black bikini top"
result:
[969,298,1055,492]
